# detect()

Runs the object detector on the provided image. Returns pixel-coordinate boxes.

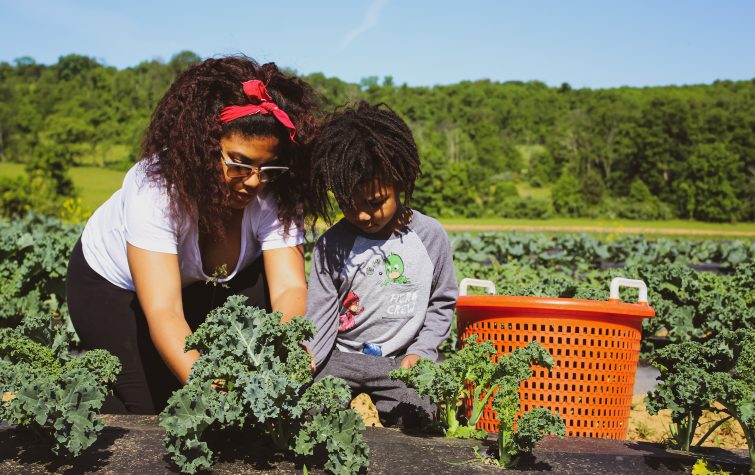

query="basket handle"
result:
[609,277,648,304]
[459,278,496,296]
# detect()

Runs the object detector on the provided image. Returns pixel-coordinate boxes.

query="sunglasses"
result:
[223,160,289,183]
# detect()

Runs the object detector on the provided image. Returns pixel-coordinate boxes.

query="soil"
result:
[351,385,749,452]
[627,395,748,450]
[1,415,750,474]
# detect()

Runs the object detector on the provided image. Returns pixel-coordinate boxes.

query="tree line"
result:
[1,51,753,222]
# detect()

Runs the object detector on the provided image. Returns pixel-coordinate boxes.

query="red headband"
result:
[219,80,297,142]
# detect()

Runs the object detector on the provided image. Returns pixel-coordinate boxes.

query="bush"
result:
[490,197,551,219]
[600,193,674,221]
[527,148,557,187]
[551,172,585,216]
[676,143,743,222]
[0,176,32,217]
[1,145,77,218]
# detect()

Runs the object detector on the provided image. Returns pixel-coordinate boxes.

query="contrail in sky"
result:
[340,0,389,50]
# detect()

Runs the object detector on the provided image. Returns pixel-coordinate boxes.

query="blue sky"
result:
[1,0,753,89]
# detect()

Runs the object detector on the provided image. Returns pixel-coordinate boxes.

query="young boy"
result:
[305,101,458,425]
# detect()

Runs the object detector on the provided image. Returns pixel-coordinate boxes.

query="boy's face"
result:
[341,179,401,234]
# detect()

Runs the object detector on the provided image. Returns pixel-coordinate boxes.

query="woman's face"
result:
[219,133,281,210]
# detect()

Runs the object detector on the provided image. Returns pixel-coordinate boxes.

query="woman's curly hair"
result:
[140,55,324,238]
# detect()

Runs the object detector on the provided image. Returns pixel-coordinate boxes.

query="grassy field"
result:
[0,162,124,211]
[440,217,755,238]
[515,182,551,200]
[2,162,754,238]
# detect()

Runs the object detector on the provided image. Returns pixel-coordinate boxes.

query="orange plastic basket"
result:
[456,278,654,439]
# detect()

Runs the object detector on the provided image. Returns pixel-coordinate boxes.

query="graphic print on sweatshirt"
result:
[335,232,433,358]
[382,253,411,285]
[338,291,363,332]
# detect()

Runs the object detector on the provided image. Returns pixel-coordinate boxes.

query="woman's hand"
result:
[263,245,307,323]
[400,354,421,369]
[127,244,198,384]
[302,343,317,374]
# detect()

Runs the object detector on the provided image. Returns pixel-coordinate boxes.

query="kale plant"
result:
[0,214,81,332]
[0,319,120,457]
[391,335,565,464]
[708,330,754,475]
[645,340,722,451]
[490,343,566,468]
[159,295,369,474]
[647,329,754,474]
[391,335,495,439]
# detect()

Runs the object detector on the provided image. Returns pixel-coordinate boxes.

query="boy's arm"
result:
[406,226,458,362]
[304,240,340,370]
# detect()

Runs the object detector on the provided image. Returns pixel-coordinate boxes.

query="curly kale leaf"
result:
[292,376,353,418]
[237,368,300,426]
[160,383,230,474]
[15,311,75,361]
[493,407,566,468]
[64,349,121,385]
[390,358,456,406]
[294,410,369,475]
[0,215,81,333]
[731,262,755,307]
[4,362,118,457]
[186,295,315,374]
[474,340,554,435]
[0,324,120,458]
[633,262,754,358]
[392,336,559,446]
[390,336,494,436]
[647,330,755,461]
[0,327,61,374]
[646,340,723,450]
[735,331,755,386]
[491,342,564,467]
[708,331,754,468]
[495,340,555,384]
[160,296,368,474]
[516,408,567,450]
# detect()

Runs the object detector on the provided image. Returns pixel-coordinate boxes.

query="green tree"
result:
[527,148,557,187]
[169,51,201,75]
[678,143,743,222]
[551,172,585,217]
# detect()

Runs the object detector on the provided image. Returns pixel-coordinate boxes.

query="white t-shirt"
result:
[81,162,303,291]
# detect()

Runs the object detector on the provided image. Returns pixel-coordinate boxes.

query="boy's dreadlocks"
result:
[310,101,420,224]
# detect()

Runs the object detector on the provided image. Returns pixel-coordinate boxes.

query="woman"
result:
[66,56,324,414]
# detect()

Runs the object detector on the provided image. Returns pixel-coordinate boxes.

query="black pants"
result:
[66,238,270,414]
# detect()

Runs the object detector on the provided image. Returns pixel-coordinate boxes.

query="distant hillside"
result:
[1,51,752,221]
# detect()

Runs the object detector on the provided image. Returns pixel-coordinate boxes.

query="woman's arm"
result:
[127,244,198,385]
[262,244,307,323]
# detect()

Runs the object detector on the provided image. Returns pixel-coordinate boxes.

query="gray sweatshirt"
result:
[306,209,458,368]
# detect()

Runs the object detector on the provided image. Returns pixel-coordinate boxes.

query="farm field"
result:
[2,215,753,472]
[441,217,755,238]
[3,162,754,238]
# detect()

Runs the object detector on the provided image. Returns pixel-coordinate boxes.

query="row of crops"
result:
[449,232,754,469]
[448,232,754,354]
[1,215,753,472]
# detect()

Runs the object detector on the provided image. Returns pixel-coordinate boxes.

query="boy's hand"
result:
[400,354,421,369]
